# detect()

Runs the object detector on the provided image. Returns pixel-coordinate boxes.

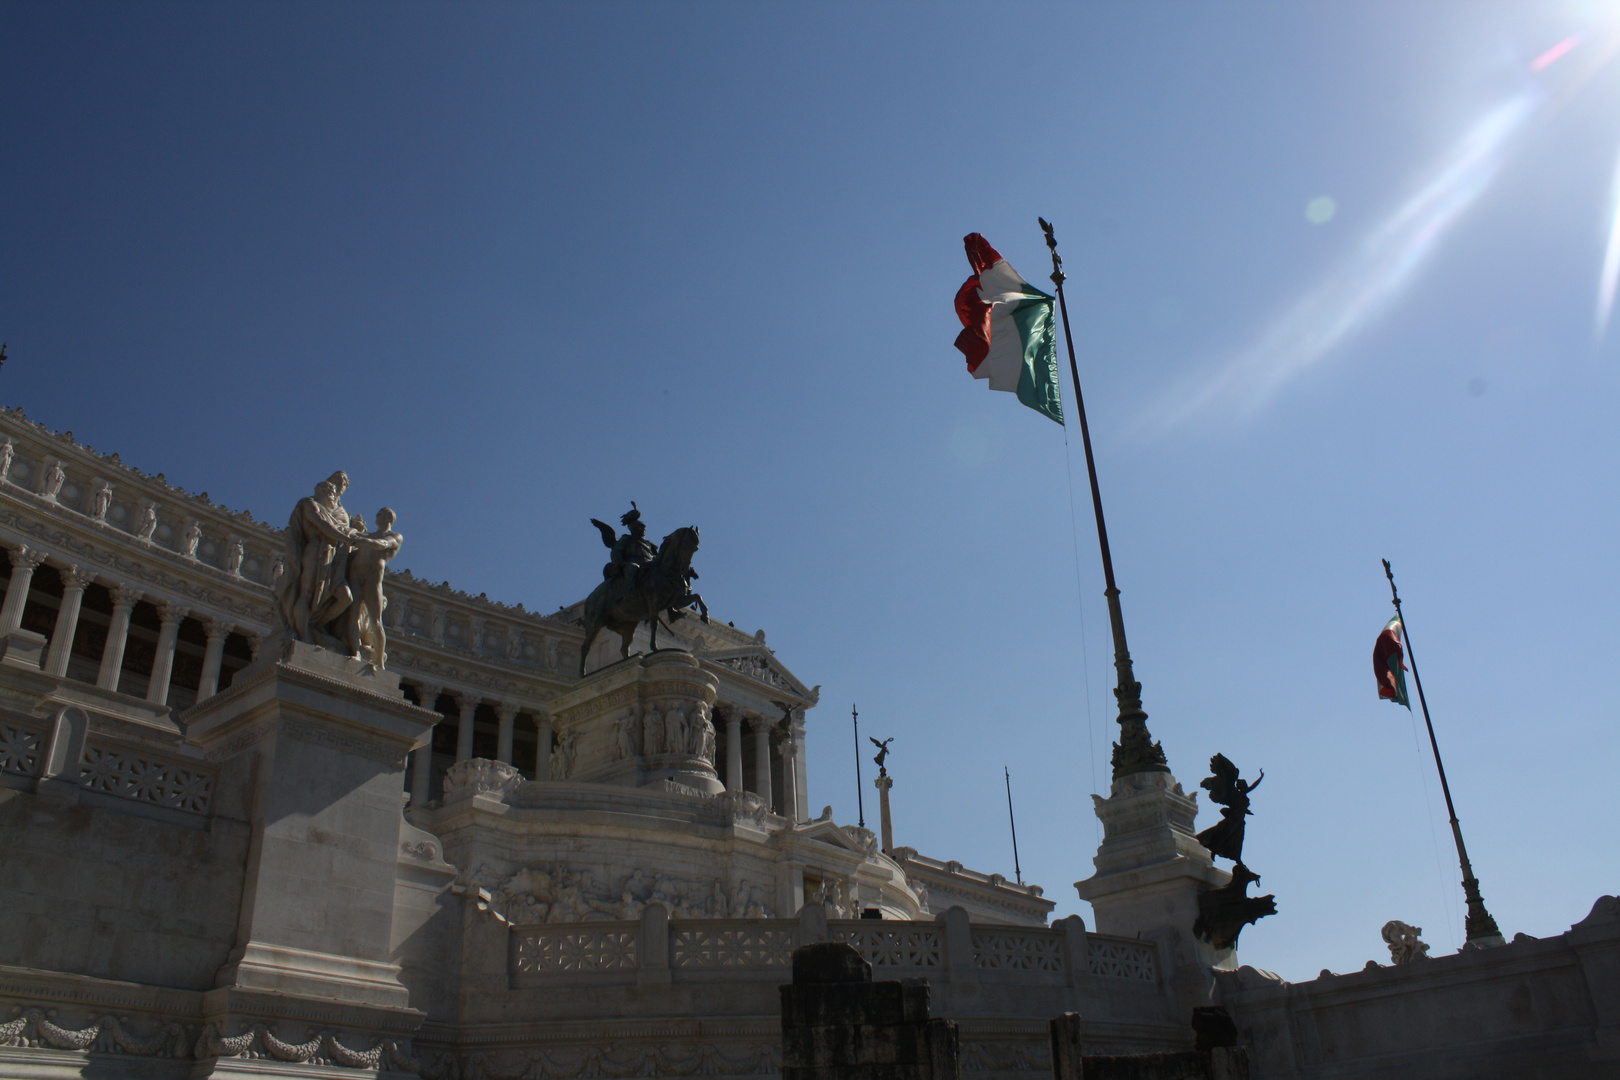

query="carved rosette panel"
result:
[0,721,45,777]
[830,923,942,968]
[970,929,1064,972]
[513,927,639,975]
[670,924,796,969]
[1085,936,1158,982]
[78,740,215,814]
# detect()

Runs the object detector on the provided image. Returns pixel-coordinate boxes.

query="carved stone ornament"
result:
[194,1021,419,1073]
[443,758,525,802]
[1382,920,1431,965]
[417,1041,781,1080]
[466,861,775,923]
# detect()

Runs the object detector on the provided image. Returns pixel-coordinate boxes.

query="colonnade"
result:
[1,543,252,707]
[398,687,810,825]
[402,681,549,808]
[723,705,806,823]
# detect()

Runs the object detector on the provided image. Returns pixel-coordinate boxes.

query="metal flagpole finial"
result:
[1038,216,1167,779]
[1038,218,1065,286]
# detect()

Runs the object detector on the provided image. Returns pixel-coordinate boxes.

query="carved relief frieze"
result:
[712,654,798,694]
[417,1041,781,1080]
[195,1021,419,1072]
[470,862,774,925]
[0,1004,192,1059]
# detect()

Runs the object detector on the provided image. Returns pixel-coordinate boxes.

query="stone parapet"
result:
[1216,894,1620,1079]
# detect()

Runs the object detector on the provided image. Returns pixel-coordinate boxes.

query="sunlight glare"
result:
[1141,95,1535,435]
[1595,143,1620,341]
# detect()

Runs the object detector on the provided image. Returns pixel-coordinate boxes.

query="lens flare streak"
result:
[1145,95,1535,434]
[1597,144,1620,341]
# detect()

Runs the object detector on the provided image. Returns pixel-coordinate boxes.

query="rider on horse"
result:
[594,503,659,597]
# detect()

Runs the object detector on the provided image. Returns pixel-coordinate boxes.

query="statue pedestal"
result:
[183,640,440,1073]
[1075,768,1232,1023]
[546,649,722,793]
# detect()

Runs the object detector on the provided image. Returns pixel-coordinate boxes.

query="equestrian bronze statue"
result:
[580,507,708,674]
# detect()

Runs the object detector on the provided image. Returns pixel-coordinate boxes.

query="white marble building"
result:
[0,405,1183,1080]
[4,403,1610,1080]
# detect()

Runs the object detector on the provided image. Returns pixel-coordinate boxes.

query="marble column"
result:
[43,566,93,678]
[96,584,143,691]
[750,713,774,811]
[0,546,45,634]
[535,712,553,780]
[411,683,443,808]
[875,774,894,852]
[496,701,518,764]
[725,708,744,792]
[146,601,189,706]
[780,724,802,824]
[455,693,477,762]
[791,708,809,822]
[197,617,234,700]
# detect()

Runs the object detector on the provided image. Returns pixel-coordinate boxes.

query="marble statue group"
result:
[276,470,404,667]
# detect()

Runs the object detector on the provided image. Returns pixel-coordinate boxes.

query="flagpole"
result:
[1039,218,1167,778]
[1004,766,1023,885]
[1382,559,1504,947]
[852,704,866,829]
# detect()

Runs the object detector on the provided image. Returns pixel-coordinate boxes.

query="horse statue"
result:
[579,525,708,674]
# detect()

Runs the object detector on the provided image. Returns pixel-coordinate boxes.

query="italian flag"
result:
[1373,616,1410,709]
[953,234,1064,425]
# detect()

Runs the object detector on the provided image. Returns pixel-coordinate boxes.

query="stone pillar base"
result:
[183,639,438,1064]
[545,650,722,794]
[1076,768,1232,1022]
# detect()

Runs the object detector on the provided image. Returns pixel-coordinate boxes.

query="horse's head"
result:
[657,526,700,571]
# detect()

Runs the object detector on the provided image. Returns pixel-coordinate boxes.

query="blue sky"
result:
[3,2,1617,980]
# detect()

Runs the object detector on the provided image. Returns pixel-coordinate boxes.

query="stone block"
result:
[0,628,47,670]
[781,942,959,1080]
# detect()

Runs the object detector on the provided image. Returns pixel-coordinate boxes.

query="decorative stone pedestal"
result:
[544,649,722,794]
[1075,768,1232,1023]
[183,639,440,1076]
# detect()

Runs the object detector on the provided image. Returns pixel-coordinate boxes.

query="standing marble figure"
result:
[348,509,404,668]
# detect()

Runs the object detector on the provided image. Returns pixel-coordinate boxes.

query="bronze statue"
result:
[591,503,660,594]
[1192,753,1276,950]
[869,737,893,776]
[579,519,708,674]
[1195,753,1263,864]
[1193,862,1277,951]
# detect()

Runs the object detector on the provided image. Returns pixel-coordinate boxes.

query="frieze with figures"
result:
[468,863,775,923]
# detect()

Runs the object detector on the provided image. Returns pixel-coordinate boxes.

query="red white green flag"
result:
[1373,616,1410,708]
[952,234,1064,425]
